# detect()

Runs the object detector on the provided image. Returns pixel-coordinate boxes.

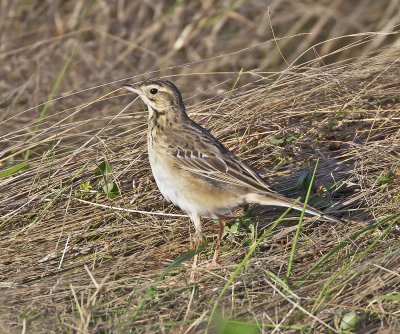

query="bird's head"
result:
[123,79,186,119]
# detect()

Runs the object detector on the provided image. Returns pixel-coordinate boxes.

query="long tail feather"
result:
[246,193,343,224]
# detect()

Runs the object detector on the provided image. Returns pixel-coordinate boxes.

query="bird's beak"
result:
[122,83,142,95]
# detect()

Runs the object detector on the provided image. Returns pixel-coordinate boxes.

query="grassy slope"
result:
[0,1,399,333]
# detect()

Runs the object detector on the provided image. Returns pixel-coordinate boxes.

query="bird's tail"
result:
[246,193,343,224]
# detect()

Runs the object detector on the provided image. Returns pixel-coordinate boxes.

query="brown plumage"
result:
[123,78,342,266]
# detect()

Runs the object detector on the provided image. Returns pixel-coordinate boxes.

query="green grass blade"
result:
[311,213,399,314]
[263,269,291,293]
[0,162,29,180]
[208,202,298,328]
[307,213,399,274]
[374,294,400,301]
[285,159,319,281]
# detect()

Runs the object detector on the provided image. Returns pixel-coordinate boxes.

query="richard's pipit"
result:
[123,79,342,266]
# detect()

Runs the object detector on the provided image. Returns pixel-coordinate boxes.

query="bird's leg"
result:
[190,250,199,283]
[189,214,203,282]
[211,216,226,267]
[191,230,203,272]
[191,214,204,249]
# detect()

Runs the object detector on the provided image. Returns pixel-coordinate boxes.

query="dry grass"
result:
[1,1,400,334]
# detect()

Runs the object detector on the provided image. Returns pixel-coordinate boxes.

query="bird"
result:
[123,78,342,266]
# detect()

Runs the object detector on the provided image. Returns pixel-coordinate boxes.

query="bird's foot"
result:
[192,232,205,249]
[206,248,221,268]
[206,259,221,269]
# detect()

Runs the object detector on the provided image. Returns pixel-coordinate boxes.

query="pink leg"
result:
[211,217,226,266]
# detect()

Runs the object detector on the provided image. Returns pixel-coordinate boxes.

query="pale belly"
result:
[148,144,245,218]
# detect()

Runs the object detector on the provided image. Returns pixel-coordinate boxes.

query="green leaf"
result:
[297,171,313,191]
[95,160,120,199]
[217,318,260,334]
[228,220,240,233]
[377,170,395,185]
[0,162,29,180]
[101,182,119,199]
[268,134,285,145]
[268,134,295,146]
[95,161,112,176]
[340,311,361,332]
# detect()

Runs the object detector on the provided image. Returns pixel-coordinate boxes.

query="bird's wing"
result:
[168,120,273,193]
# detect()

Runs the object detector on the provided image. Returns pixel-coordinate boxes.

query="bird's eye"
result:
[150,88,158,95]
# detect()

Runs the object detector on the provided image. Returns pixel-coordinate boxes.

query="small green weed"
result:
[79,180,92,193]
[225,215,256,246]
[268,133,295,146]
[377,170,395,185]
[94,160,120,199]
